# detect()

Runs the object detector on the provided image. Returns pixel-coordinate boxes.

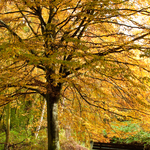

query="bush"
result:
[110,121,150,146]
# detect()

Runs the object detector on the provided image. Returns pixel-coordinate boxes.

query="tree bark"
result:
[46,90,61,150]
[5,102,11,150]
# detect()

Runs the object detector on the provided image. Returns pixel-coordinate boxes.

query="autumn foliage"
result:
[0,0,150,149]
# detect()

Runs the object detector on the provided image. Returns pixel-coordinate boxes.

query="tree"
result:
[0,0,150,149]
[5,103,11,150]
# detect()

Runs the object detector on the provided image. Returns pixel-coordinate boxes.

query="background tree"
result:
[0,0,150,150]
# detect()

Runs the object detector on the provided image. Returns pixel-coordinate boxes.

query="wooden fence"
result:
[90,141,146,150]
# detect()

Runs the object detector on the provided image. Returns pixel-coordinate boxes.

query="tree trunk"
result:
[5,102,11,150]
[46,93,60,150]
[35,99,46,139]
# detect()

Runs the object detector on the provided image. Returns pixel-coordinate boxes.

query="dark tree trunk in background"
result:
[5,103,11,150]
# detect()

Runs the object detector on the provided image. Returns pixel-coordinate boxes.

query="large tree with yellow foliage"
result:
[0,0,150,149]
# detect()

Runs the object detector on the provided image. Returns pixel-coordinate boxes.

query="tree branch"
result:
[0,20,22,42]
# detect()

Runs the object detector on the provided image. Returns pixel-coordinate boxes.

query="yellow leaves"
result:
[0,2,4,10]
[140,122,150,132]
[136,0,149,7]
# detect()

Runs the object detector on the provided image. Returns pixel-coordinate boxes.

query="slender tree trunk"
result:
[5,102,11,150]
[35,99,46,139]
[47,95,60,150]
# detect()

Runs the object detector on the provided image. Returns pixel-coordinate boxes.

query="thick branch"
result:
[0,20,22,42]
